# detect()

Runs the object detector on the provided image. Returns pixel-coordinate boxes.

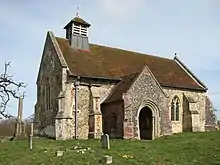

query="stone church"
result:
[34,15,216,140]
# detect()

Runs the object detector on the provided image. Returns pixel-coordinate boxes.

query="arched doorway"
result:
[139,107,153,140]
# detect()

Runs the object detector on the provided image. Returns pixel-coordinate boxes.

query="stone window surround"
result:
[171,96,180,121]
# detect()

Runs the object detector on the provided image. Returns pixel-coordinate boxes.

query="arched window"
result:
[171,96,180,121]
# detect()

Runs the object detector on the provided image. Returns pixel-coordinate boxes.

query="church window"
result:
[171,96,180,121]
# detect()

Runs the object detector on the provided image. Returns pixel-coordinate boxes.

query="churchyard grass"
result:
[0,131,220,165]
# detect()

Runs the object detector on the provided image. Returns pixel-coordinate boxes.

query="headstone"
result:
[73,146,79,150]
[56,151,64,157]
[101,134,110,149]
[101,155,113,164]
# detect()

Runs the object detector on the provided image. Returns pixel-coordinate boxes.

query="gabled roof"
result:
[64,16,91,29]
[36,31,68,84]
[104,70,141,103]
[55,37,207,91]
[104,66,168,103]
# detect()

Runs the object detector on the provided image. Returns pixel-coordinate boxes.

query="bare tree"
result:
[0,62,26,119]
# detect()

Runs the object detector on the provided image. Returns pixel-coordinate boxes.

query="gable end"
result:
[36,31,69,84]
[174,56,207,91]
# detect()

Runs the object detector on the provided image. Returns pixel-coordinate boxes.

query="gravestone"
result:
[56,151,64,157]
[101,134,110,149]
[101,155,113,164]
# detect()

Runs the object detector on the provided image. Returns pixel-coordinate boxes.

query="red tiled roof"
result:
[55,37,206,91]
[104,71,141,103]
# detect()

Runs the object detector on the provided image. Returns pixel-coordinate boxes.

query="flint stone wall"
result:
[162,88,207,133]
[35,32,63,138]
[122,68,172,139]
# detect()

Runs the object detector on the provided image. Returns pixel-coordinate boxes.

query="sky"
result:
[0,0,219,119]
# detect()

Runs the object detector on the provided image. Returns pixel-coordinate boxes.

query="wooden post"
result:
[30,122,34,136]
[28,135,33,150]
[28,123,34,150]
[74,79,79,139]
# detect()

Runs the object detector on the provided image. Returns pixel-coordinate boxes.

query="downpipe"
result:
[74,77,80,139]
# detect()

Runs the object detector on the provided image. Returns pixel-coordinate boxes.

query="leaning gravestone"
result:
[101,134,110,149]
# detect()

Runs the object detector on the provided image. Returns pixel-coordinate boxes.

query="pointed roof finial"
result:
[174,52,178,59]
[173,52,178,60]
[76,6,79,17]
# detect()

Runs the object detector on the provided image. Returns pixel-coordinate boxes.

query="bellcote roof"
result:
[64,16,91,29]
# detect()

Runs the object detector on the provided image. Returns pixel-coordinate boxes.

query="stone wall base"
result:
[14,122,26,138]
[205,125,217,131]
[55,117,74,140]
[88,132,102,139]
[88,114,103,139]
[123,123,134,139]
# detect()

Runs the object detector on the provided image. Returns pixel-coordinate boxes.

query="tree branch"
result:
[0,62,26,119]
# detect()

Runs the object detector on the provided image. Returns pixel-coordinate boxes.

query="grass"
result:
[1,131,220,165]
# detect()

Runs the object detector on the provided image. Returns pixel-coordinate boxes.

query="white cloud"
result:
[96,0,146,20]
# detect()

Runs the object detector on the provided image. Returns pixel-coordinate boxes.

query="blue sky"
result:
[0,0,219,119]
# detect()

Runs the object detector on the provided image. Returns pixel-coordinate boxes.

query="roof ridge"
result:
[55,36,173,61]
[90,43,173,61]
[55,36,206,91]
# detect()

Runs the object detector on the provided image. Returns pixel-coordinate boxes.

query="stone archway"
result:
[139,107,153,140]
[137,100,160,140]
